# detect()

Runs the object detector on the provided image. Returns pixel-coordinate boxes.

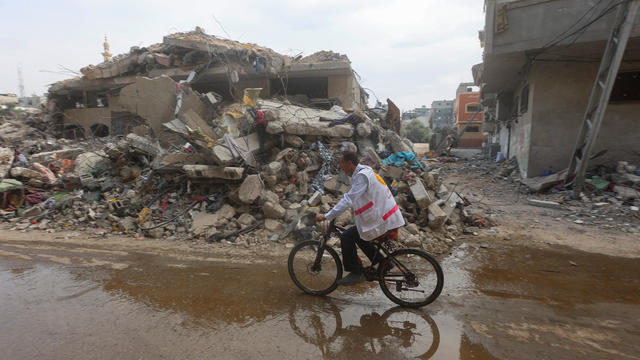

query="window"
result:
[519,85,529,114]
[610,71,640,102]
[466,103,480,113]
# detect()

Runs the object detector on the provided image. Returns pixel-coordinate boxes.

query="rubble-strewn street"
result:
[1,159,639,359]
[3,0,640,358]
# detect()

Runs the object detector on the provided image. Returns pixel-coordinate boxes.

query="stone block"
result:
[238,175,263,204]
[308,191,322,206]
[182,165,244,180]
[265,219,285,232]
[427,203,447,229]
[364,147,382,167]
[410,180,434,208]
[263,201,286,219]
[237,213,256,226]
[284,135,305,147]
[384,165,403,180]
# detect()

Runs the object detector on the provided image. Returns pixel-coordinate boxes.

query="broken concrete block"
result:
[364,147,382,167]
[213,204,234,219]
[441,192,463,219]
[237,213,256,226]
[74,151,111,176]
[284,134,305,147]
[324,176,350,195]
[521,169,568,192]
[239,175,263,204]
[422,172,437,190]
[356,122,372,137]
[191,212,218,236]
[308,191,322,207]
[260,190,279,204]
[181,109,216,139]
[211,133,261,164]
[437,184,449,198]
[263,201,286,219]
[182,165,244,180]
[205,92,219,105]
[410,180,434,208]
[266,161,283,176]
[29,148,84,164]
[526,198,562,209]
[613,185,639,200]
[21,205,43,218]
[384,165,403,180]
[265,218,285,232]
[406,223,419,235]
[126,133,161,157]
[10,167,44,181]
[427,203,447,229]
[0,147,14,181]
[118,217,137,233]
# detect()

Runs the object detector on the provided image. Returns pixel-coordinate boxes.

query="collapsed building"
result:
[0,28,482,254]
[48,29,367,140]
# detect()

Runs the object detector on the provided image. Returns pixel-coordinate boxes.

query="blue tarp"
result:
[382,152,425,171]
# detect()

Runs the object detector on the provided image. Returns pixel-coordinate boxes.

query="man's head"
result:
[339,151,359,176]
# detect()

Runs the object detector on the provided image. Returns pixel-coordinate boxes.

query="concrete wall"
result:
[64,107,112,135]
[525,61,640,177]
[328,74,360,110]
[486,0,640,55]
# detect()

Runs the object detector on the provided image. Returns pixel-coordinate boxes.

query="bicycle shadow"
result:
[288,298,440,359]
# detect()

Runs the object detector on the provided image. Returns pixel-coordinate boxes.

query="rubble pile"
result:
[459,156,640,233]
[0,27,481,255]
[0,97,479,254]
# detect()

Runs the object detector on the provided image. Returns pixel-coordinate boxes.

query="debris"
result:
[527,198,562,209]
[427,203,447,229]
[239,175,263,204]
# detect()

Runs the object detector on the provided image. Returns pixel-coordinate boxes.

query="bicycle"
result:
[287,219,444,308]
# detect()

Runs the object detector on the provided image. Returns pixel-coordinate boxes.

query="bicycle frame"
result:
[314,220,412,283]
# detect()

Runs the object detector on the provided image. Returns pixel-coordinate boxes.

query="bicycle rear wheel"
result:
[288,240,343,296]
[378,248,444,307]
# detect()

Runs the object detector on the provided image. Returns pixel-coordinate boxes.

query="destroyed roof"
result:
[49,28,355,95]
[298,50,350,64]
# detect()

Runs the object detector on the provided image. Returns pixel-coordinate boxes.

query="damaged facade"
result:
[48,29,368,140]
[476,0,640,178]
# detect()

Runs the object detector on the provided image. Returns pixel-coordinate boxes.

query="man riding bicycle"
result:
[316,151,405,286]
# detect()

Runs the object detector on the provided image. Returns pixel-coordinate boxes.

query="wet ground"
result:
[1,235,639,359]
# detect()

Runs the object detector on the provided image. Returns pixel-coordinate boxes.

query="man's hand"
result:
[315,213,326,222]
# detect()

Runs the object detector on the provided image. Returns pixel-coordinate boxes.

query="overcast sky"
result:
[0,0,485,111]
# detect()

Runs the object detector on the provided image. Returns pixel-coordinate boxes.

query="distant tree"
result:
[401,119,432,143]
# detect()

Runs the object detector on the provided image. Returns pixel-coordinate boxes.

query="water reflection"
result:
[288,301,440,359]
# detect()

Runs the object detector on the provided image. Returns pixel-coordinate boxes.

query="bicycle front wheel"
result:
[378,248,444,308]
[288,240,343,296]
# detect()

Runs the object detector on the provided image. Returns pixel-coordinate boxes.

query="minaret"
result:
[102,35,113,62]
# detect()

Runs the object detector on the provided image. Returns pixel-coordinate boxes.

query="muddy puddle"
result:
[1,241,638,359]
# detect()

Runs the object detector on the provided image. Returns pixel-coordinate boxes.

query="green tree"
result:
[401,119,432,143]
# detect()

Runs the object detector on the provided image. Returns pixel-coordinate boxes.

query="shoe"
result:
[337,272,367,286]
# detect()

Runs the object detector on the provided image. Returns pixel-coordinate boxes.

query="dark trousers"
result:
[340,226,382,273]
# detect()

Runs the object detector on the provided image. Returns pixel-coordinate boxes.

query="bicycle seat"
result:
[371,228,399,242]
